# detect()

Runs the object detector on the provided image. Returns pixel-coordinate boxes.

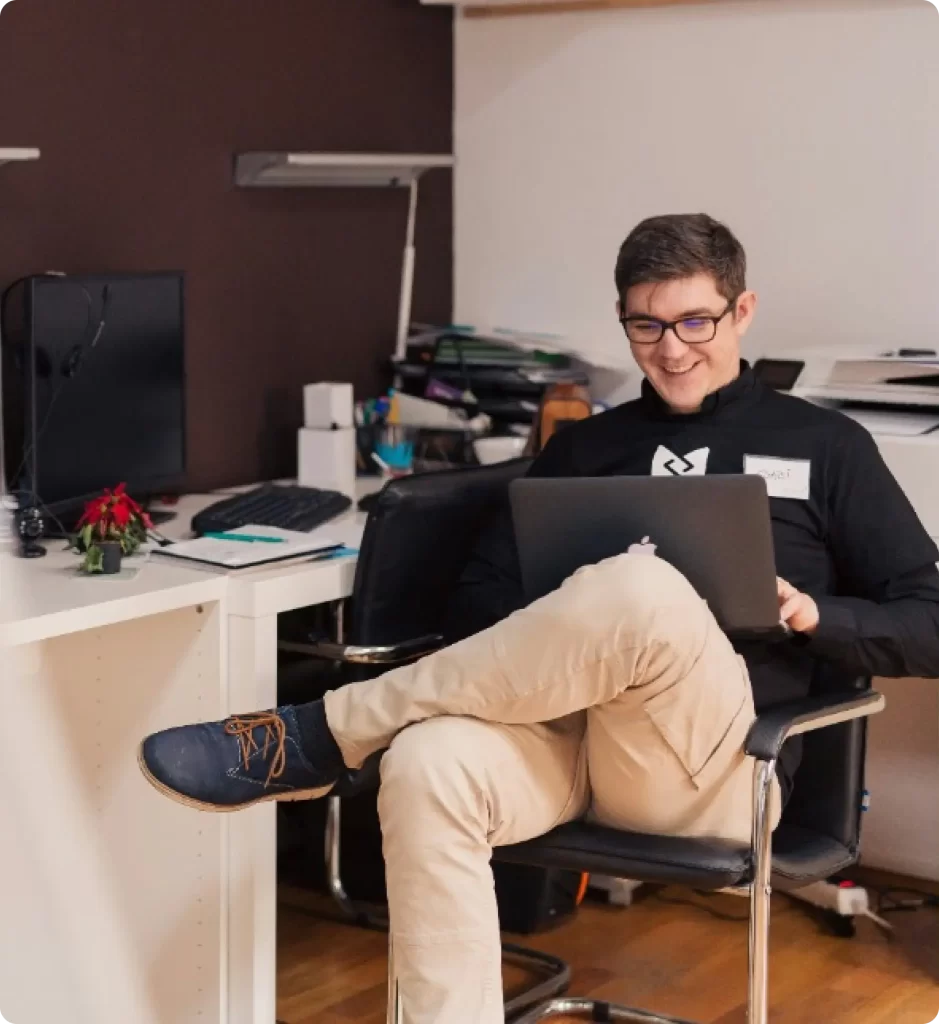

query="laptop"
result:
[509,475,783,639]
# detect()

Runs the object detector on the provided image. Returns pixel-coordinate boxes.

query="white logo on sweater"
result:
[651,445,709,477]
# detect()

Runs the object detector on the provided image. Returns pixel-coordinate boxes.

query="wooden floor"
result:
[276,884,938,1023]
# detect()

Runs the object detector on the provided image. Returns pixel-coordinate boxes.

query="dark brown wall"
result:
[0,0,453,491]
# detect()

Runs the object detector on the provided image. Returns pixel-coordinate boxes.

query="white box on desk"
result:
[298,427,356,497]
[303,382,354,430]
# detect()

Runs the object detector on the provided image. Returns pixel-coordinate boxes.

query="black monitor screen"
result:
[25,273,185,509]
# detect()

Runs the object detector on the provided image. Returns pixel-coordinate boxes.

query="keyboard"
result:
[191,484,353,536]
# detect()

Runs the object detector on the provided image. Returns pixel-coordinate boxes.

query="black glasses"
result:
[619,297,738,345]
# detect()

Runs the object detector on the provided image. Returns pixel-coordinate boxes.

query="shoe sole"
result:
[136,744,334,813]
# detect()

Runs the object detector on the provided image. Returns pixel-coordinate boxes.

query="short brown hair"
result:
[614,213,746,303]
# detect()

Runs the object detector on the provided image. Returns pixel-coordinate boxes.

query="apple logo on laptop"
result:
[628,536,657,557]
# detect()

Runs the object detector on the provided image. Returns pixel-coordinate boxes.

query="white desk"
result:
[0,483,373,1024]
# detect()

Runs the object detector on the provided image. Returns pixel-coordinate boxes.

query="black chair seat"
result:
[771,824,855,882]
[494,821,752,890]
[494,820,856,893]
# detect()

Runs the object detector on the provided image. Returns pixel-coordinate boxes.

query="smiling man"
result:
[139,214,939,1024]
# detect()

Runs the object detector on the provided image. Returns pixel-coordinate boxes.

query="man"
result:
[140,214,939,1024]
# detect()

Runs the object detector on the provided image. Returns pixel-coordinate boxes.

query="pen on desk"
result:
[204,532,285,544]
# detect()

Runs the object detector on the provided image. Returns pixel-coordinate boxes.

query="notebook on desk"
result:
[149,524,345,575]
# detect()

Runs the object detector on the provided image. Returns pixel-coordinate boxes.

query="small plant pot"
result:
[99,541,123,574]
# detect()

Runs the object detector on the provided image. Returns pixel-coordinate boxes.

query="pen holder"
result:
[373,425,418,474]
[357,424,417,476]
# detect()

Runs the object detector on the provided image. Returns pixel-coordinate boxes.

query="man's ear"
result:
[734,290,758,336]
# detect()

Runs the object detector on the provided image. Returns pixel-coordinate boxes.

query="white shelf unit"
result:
[0,148,40,168]
[233,151,454,359]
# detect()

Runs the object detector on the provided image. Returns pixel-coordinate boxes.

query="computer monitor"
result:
[1,272,186,529]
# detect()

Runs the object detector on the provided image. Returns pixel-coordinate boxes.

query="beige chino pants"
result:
[323,552,781,1024]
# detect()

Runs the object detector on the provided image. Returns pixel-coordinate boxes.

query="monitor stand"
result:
[146,508,177,527]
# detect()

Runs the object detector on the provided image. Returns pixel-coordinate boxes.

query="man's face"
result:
[619,273,756,414]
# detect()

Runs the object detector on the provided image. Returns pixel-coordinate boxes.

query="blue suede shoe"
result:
[138,706,338,811]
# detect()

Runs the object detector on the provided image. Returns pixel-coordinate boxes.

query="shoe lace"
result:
[224,711,287,786]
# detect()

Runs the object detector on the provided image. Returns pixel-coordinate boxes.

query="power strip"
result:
[589,878,873,916]
[788,880,870,916]
[785,880,893,932]
[587,877,895,934]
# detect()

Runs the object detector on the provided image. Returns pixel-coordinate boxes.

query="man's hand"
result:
[777,577,819,634]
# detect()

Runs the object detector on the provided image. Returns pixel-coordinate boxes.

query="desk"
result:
[0,483,373,1024]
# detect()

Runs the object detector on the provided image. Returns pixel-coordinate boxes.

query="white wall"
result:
[454,0,939,384]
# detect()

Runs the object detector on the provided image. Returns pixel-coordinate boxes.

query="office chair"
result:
[283,462,885,1024]
[280,457,573,1018]
[487,664,882,1024]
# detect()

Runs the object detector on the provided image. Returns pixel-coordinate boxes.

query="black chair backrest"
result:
[781,662,871,855]
[348,458,532,647]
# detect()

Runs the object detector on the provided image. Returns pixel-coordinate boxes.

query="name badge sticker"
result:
[744,455,811,500]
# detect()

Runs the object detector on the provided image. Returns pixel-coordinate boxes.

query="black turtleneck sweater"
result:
[444,362,939,805]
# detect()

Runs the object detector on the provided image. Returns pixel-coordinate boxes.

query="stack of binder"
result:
[394,328,590,431]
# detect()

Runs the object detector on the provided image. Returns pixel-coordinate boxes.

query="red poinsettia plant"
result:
[72,482,153,573]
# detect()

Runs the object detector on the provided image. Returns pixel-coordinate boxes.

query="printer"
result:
[753,347,939,536]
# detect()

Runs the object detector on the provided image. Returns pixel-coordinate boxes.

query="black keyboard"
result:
[191,484,353,536]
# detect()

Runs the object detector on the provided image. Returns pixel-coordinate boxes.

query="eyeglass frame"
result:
[618,295,740,345]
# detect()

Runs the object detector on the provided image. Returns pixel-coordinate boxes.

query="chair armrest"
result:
[278,633,444,665]
[744,690,885,762]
